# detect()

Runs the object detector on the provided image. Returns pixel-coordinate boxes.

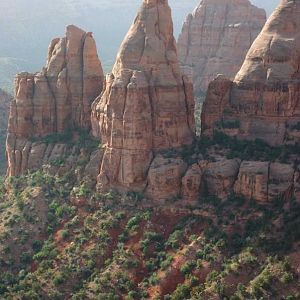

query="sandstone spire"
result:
[177,0,266,95]
[92,0,195,193]
[201,0,300,145]
[7,25,104,176]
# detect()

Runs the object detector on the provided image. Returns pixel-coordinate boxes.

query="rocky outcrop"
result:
[147,156,188,201]
[203,159,241,201]
[179,158,298,205]
[6,25,104,176]
[92,0,196,194]
[201,0,300,146]
[177,0,266,95]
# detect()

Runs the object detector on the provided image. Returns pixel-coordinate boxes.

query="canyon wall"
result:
[177,0,266,96]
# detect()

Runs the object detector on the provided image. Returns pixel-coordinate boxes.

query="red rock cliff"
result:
[7,25,104,176]
[92,0,196,193]
[201,0,300,146]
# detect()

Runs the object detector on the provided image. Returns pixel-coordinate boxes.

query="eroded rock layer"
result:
[177,0,266,95]
[92,0,196,193]
[146,156,299,204]
[7,25,104,176]
[202,0,300,146]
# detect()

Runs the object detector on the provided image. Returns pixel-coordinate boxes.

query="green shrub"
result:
[166,230,184,249]
[215,120,240,129]
[53,272,65,286]
[60,229,69,240]
[180,261,196,276]
[171,283,190,300]
[75,183,91,198]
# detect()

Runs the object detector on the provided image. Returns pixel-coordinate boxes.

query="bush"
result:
[140,231,164,254]
[60,229,69,240]
[171,284,190,300]
[166,230,184,249]
[180,261,196,276]
[20,252,32,265]
[75,183,91,198]
[53,273,65,286]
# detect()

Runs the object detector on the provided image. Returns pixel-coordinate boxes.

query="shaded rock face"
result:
[7,25,104,176]
[202,0,300,146]
[92,0,196,193]
[177,0,266,95]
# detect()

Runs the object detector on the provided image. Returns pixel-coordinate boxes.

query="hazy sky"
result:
[0,0,280,89]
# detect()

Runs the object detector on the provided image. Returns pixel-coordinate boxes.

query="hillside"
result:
[0,137,299,299]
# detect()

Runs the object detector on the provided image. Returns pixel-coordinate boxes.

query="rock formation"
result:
[92,0,196,194]
[201,0,300,146]
[180,158,299,204]
[177,0,266,96]
[6,25,104,176]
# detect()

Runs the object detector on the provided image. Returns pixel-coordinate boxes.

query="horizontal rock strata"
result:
[92,0,196,194]
[201,0,300,146]
[7,25,104,176]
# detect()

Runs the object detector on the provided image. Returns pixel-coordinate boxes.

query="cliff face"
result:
[201,0,300,146]
[6,25,104,176]
[92,0,196,194]
[177,0,266,95]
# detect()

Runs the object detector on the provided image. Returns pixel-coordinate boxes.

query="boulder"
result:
[146,155,187,202]
[181,163,203,203]
[203,159,240,200]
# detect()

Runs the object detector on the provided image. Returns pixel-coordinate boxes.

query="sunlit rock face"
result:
[177,0,266,96]
[7,25,104,176]
[202,0,300,146]
[92,0,196,194]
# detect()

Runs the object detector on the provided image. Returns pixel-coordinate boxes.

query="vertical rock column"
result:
[7,25,104,176]
[92,0,196,193]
